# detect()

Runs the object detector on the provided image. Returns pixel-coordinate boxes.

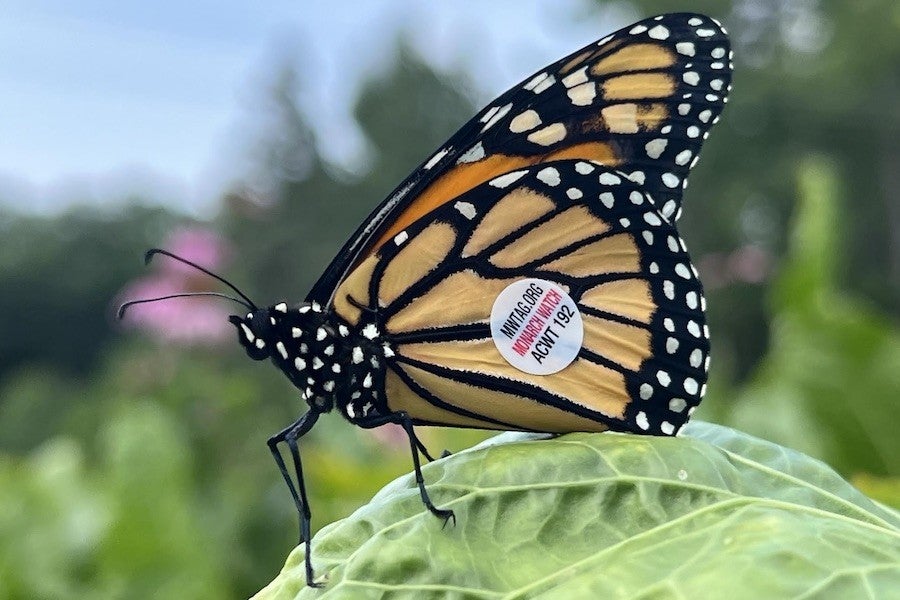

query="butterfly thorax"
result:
[229,302,389,422]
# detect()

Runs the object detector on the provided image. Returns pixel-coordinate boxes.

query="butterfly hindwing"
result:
[332,159,709,435]
[308,12,731,305]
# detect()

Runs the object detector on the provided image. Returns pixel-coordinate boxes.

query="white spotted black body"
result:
[229,302,390,423]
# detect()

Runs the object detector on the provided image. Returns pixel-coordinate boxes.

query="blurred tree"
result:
[706,157,900,476]
[0,205,183,379]
[221,42,476,306]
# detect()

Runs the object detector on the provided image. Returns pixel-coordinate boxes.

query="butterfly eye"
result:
[228,315,269,360]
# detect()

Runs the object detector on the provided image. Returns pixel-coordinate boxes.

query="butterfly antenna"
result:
[144,248,258,311]
[117,292,254,320]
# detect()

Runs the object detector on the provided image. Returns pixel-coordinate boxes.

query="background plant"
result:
[0,1,898,598]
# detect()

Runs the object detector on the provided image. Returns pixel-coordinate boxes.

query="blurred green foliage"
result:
[0,2,898,598]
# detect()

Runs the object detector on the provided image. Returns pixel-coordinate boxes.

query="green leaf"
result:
[253,422,899,599]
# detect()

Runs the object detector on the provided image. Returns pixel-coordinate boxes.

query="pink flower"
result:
[367,423,409,451]
[697,244,772,290]
[159,228,229,277]
[116,227,235,345]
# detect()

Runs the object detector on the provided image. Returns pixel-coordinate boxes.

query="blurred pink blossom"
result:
[367,423,410,451]
[697,244,772,290]
[159,227,229,276]
[116,227,234,345]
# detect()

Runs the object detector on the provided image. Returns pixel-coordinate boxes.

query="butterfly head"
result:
[228,308,277,361]
[228,301,325,361]
[229,301,353,412]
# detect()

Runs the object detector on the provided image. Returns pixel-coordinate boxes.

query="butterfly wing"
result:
[308,12,731,306]
[332,159,708,435]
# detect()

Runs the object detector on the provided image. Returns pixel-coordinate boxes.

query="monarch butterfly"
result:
[120,12,731,586]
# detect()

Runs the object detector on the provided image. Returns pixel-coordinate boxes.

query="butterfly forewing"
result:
[332,160,709,435]
[308,12,731,306]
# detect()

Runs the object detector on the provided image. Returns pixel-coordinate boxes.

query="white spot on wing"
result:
[598,172,621,185]
[509,109,541,133]
[532,74,556,94]
[457,142,485,164]
[481,102,512,131]
[684,377,699,394]
[489,170,529,188]
[644,212,662,226]
[566,82,596,106]
[636,411,650,430]
[687,320,701,337]
[454,201,477,220]
[648,25,670,40]
[690,348,703,368]
[657,370,671,386]
[523,72,549,91]
[526,123,567,146]
[676,42,696,56]
[645,138,668,159]
[666,337,679,354]
[561,66,589,88]
[536,167,561,186]
[670,397,687,412]
[626,171,645,184]
[424,148,449,170]
[662,173,680,188]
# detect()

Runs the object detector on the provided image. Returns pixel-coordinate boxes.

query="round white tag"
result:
[489,278,584,375]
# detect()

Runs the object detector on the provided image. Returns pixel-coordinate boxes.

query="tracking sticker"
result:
[490,278,583,375]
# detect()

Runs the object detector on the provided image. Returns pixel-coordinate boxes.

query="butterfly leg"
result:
[397,413,456,527]
[357,411,455,527]
[267,409,322,587]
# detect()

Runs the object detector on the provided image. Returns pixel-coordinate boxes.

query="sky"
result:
[0,0,632,216]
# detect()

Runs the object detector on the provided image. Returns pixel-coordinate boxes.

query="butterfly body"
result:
[230,302,391,423]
